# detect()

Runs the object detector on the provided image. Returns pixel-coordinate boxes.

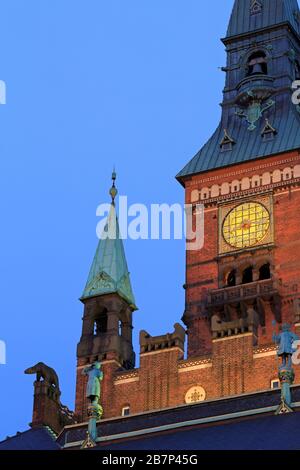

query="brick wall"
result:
[74,150,300,422]
[184,151,300,355]
[95,335,300,420]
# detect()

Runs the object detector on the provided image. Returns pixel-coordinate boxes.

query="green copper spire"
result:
[81,173,137,310]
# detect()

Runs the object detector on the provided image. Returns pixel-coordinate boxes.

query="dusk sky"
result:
[0,0,233,439]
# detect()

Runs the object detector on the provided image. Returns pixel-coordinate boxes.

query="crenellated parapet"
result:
[139,323,186,354]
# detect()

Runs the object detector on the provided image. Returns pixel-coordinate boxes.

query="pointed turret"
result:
[81,173,137,310]
[76,173,137,418]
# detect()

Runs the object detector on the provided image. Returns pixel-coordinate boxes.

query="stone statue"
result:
[272,323,299,409]
[24,362,60,389]
[82,361,104,443]
[82,361,103,404]
[272,323,299,368]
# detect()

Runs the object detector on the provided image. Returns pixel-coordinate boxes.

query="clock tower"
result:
[177,0,300,373]
[74,0,300,420]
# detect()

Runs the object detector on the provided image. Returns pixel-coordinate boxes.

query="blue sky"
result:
[0,0,233,440]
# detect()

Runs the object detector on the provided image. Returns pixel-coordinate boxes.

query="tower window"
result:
[247,51,268,76]
[271,379,280,390]
[220,129,235,152]
[94,311,108,335]
[261,119,277,141]
[259,263,271,281]
[122,406,130,417]
[242,266,253,284]
[226,270,236,287]
[250,0,262,15]
[221,142,233,152]
[262,132,275,142]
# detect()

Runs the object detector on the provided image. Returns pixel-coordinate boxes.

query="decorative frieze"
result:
[114,371,139,384]
[178,358,212,373]
[190,164,300,203]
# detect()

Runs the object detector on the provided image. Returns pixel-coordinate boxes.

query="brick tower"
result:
[177,0,300,394]
[75,174,137,420]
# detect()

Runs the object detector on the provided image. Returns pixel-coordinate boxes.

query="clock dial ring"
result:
[222,202,270,249]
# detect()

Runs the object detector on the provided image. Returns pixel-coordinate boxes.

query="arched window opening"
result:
[271,379,280,390]
[247,51,268,76]
[94,310,108,335]
[122,406,130,417]
[226,270,236,287]
[259,263,271,281]
[242,266,253,284]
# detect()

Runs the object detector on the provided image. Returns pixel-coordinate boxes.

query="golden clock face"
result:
[222,202,270,249]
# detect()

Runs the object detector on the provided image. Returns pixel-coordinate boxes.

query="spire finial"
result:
[109,168,118,205]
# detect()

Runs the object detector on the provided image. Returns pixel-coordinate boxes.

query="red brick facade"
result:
[74,150,300,423]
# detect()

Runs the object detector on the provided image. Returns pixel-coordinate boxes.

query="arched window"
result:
[259,263,271,281]
[246,51,268,76]
[122,406,130,417]
[226,270,236,287]
[94,310,108,335]
[271,379,280,390]
[242,266,253,284]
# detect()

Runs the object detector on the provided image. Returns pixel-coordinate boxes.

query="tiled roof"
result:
[3,389,300,450]
[100,412,300,450]
[58,386,300,449]
[177,101,300,180]
[0,427,60,450]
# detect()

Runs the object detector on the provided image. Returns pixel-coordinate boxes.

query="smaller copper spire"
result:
[109,169,118,205]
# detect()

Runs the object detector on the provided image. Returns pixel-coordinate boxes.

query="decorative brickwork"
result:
[30,380,74,434]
